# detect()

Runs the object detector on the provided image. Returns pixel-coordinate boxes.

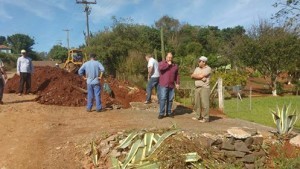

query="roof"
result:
[0,45,11,49]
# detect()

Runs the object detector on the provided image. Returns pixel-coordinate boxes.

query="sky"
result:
[0,0,279,53]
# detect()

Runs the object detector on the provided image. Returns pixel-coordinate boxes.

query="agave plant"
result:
[270,104,298,135]
[110,129,204,169]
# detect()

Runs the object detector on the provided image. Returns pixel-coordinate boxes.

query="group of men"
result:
[145,53,212,122]
[0,50,212,123]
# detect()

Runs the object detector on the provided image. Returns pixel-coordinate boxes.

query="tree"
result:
[273,0,300,29]
[48,45,68,63]
[233,20,300,95]
[155,15,181,52]
[0,36,6,45]
[7,34,35,54]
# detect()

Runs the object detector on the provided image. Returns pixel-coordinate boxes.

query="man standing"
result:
[158,52,180,119]
[144,54,160,104]
[78,53,105,112]
[17,49,33,95]
[191,56,212,123]
[0,58,8,104]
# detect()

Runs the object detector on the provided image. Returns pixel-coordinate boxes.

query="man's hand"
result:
[175,84,180,90]
[17,72,20,76]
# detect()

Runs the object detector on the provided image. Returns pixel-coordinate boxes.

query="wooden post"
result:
[250,86,252,112]
[218,78,224,111]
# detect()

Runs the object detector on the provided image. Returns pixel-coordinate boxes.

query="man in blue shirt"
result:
[17,49,33,95]
[78,53,105,112]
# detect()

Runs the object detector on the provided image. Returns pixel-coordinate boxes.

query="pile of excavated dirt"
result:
[4,66,146,108]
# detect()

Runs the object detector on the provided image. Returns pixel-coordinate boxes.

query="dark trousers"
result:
[19,72,31,94]
[0,78,4,101]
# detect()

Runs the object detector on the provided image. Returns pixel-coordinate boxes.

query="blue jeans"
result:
[146,77,159,102]
[87,84,102,111]
[159,86,174,116]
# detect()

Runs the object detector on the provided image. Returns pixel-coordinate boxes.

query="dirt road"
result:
[0,93,275,169]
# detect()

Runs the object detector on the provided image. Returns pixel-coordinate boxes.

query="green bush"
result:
[0,53,18,70]
[210,70,248,88]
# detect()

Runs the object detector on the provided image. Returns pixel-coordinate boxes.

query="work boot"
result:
[157,115,164,119]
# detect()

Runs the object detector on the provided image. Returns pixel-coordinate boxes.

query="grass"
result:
[224,96,300,130]
[177,96,300,130]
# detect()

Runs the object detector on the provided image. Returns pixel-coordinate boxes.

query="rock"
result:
[252,149,266,157]
[245,163,255,169]
[222,141,235,151]
[252,135,264,145]
[234,141,250,152]
[227,127,251,139]
[242,154,256,163]
[212,139,223,146]
[222,150,246,158]
[290,134,300,147]
[241,127,258,136]
[244,137,254,147]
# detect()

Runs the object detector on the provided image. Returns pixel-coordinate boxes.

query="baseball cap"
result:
[21,49,26,53]
[199,56,208,62]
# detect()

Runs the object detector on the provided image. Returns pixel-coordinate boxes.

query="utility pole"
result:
[63,29,70,49]
[76,0,96,46]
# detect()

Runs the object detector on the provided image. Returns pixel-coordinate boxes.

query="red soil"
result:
[4,66,146,108]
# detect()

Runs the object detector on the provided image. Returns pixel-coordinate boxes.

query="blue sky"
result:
[0,0,278,53]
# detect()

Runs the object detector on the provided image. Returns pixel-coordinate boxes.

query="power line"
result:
[76,0,97,46]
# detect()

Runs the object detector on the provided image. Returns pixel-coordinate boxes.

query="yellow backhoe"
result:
[63,49,88,73]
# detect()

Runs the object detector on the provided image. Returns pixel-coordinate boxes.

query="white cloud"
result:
[0,0,70,20]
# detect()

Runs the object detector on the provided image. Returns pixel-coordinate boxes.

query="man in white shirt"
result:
[17,49,33,95]
[144,55,160,104]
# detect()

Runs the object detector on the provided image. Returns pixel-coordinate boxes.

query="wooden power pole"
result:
[76,0,97,46]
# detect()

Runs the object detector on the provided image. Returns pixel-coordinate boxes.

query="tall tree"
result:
[7,34,35,54]
[155,15,181,52]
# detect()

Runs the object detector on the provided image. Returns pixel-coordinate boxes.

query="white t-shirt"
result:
[148,57,160,78]
[0,59,4,68]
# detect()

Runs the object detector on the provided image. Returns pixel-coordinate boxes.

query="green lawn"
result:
[177,96,300,130]
[224,96,300,130]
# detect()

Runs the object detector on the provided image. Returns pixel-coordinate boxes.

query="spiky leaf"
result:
[117,132,138,149]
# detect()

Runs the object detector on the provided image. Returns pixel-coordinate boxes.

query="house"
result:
[0,45,12,54]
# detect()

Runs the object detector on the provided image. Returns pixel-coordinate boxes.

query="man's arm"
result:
[16,58,20,75]
[0,67,7,79]
[98,62,105,80]
[158,61,170,72]
[147,66,153,80]
[191,67,211,80]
